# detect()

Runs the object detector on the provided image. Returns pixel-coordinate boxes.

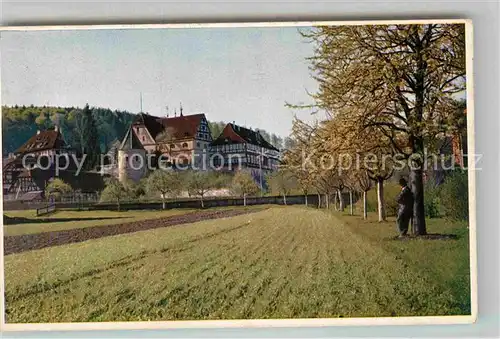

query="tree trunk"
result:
[412,42,427,235]
[363,190,368,220]
[304,194,308,206]
[283,194,287,205]
[325,194,329,209]
[243,193,247,206]
[333,192,337,211]
[377,178,386,222]
[117,199,120,212]
[317,193,321,208]
[338,189,344,212]
[162,198,166,210]
[410,168,427,235]
[200,196,204,208]
[349,190,353,215]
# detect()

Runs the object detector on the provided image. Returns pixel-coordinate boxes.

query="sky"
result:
[1,26,321,138]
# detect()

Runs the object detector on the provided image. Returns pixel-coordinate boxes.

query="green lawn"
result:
[3,209,197,236]
[3,206,471,323]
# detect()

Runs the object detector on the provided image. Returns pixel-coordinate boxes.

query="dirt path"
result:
[4,208,265,255]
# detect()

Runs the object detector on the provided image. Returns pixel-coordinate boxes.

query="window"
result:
[170,144,175,149]
[142,136,145,142]
[196,142,200,148]
[182,142,188,148]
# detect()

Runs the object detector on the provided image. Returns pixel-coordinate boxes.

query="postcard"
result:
[0,20,476,331]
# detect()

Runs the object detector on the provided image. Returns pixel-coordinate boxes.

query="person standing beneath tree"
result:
[396,178,414,237]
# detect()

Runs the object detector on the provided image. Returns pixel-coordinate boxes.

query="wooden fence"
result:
[35,203,56,216]
[4,193,358,212]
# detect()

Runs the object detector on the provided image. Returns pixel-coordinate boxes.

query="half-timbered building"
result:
[2,127,105,201]
[209,123,280,178]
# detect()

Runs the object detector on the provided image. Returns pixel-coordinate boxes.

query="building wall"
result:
[132,125,155,148]
[118,149,147,182]
[192,139,211,170]
[155,139,211,169]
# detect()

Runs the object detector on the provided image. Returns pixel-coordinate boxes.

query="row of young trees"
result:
[100,169,261,210]
[280,24,467,235]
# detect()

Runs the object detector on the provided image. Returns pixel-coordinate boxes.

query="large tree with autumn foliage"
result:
[302,23,466,235]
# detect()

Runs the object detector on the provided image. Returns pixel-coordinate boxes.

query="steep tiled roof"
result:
[135,113,164,140]
[119,127,145,151]
[132,113,206,142]
[14,129,68,155]
[157,114,205,141]
[211,123,279,151]
[20,190,44,202]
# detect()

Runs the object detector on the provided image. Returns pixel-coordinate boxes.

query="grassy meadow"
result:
[3,206,471,323]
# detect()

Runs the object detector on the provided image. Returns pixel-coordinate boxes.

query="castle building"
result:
[118,112,213,181]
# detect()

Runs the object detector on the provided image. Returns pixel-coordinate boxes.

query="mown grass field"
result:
[3,206,471,323]
[3,209,198,236]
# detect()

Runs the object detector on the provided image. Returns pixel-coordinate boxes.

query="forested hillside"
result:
[2,105,136,155]
[2,106,288,155]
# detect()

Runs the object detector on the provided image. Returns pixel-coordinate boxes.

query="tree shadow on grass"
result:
[3,215,127,225]
[388,233,459,241]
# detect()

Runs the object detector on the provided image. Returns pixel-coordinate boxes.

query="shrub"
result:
[439,169,469,221]
[424,180,441,218]
[45,178,72,201]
